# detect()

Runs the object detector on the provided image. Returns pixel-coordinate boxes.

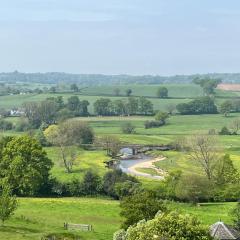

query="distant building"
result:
[210,222,240,240]
[10,109,24,117]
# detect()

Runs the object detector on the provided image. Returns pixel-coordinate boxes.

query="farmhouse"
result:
[210,222,240,240]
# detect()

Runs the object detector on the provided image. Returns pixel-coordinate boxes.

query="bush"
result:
[35,130,51,147]
[0,119,13,130]
[176,96,217,115]
[15,117,31,132]
[56,108,74,122]
[144,120,165,129]
[114,181,140,199]
[126,211,212,240]
[219,126,232,135]
[121,122,136,134]
[175,174,213,203]
[156,87,168,98]
[155,111,169,123]
[81,171,102,196]
[113,229,127,240]
[208,129,216,135]
[120,190,167,229]
[103,169,139,199]
[213,183,240,202]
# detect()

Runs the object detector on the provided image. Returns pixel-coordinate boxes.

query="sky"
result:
[0,0,240,75]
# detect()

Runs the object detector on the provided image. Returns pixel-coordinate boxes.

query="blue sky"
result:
[1,0,240,75]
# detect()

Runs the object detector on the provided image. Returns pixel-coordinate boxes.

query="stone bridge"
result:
[120,144,173,155]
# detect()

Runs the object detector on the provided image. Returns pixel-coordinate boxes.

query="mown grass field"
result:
[81,84,204,98]
[0,83,234,114]
[46,148,109,182]
[0,198,121,240]
[0,198,236,240]
[1,83,240,239]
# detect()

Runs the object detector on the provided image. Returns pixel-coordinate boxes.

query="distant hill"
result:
[1,71,240,85]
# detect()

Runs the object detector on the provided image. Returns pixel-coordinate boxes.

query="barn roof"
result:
[210,222,240,240]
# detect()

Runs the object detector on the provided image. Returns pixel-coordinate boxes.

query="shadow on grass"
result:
[0,225,40,234]
[42,232,82,240]
[198,203,228,207]
[71,168,93,174]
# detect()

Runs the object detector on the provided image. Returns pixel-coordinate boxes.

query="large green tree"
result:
[156,87,168,98]
[138,97,153,115]
[193,77,221,95]
[0,136,52,195]
[219,100,233,117]
[94,98,112,116]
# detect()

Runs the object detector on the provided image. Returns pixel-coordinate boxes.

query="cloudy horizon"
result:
[1,0,240,75]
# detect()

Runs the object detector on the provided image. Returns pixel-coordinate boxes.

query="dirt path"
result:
[127,156,166,180]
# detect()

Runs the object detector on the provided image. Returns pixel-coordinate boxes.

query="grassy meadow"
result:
[0,83,236,113]
[1,83,240,239]
[0,198,236,240]
[0,198,121,240]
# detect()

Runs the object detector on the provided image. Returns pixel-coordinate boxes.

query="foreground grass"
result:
[0,198,121,240]
[0,198,236,240]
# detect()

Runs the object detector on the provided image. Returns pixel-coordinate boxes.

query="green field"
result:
[46,148,109,182]
[0,84,233,114]
[1,83,240,239]
[0,198,121,240]
[75,114,240,146]
[0,93,189,114]
[0,198,236,240]
[81,84,204,98]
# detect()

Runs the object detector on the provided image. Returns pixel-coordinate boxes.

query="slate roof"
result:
[210,222,240,240]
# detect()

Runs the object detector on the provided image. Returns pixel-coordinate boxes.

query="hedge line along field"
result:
[0,83,234,112]
[0,198,236,240]
[0,92,189,113]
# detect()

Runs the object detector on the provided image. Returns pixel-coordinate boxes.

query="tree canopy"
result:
[0,136,52,195]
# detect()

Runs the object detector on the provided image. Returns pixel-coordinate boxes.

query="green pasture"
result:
[46,147,108,183]
[0,198,121,240]
[81,84,204,98]
[0,198,236,240]
[168,201,236,225]
[0,92,189,113]
[76,113,240,145]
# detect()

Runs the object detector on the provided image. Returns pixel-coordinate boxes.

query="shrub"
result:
[121,122,136,134]
[103,169,139,199]
[219,126,232,135]
[144,120,165,129]
[15,117,31,132]
[176,96,217,115]
[155,111,169,123]
[81,171,102,196]
[120,190,167,229]
[114,181,140,199]
[126,211,212,240]
[175,174,213,203]
[0,119,13,130]
[113,229,127,240]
